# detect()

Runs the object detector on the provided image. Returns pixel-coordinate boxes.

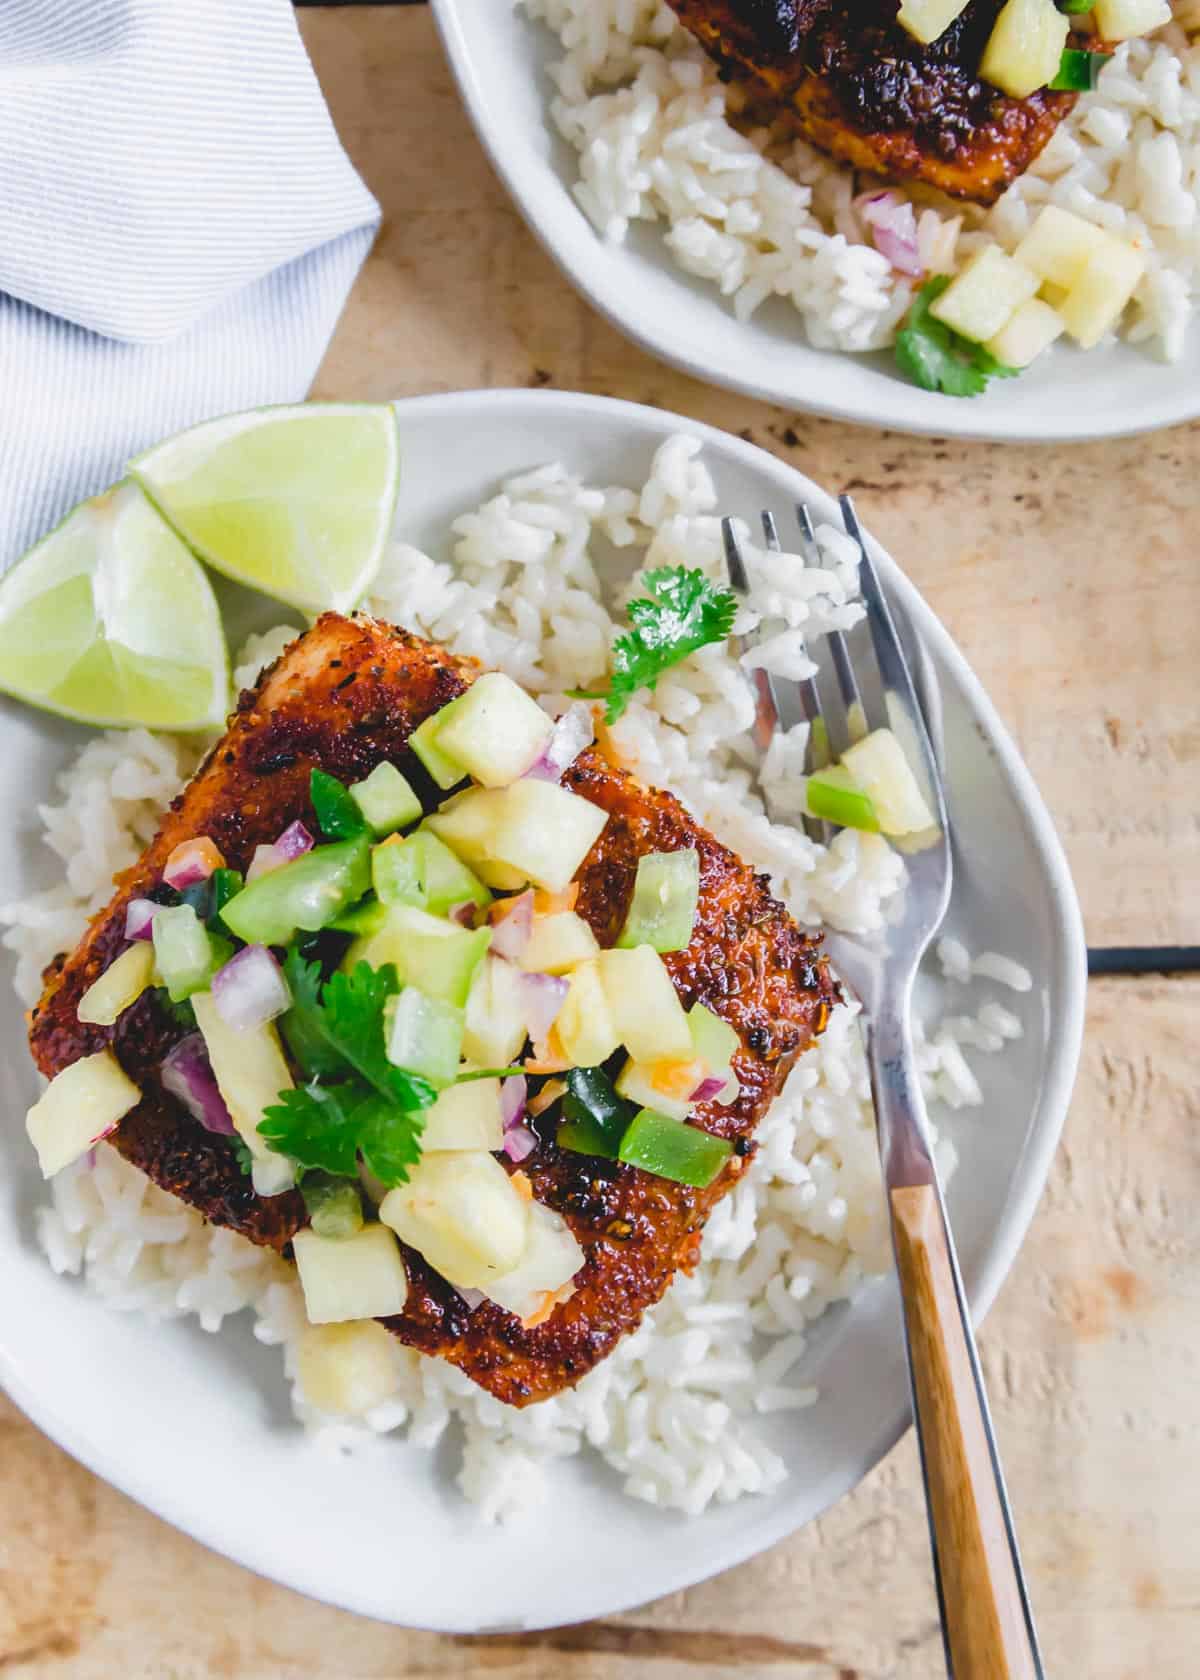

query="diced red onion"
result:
[453,1285,486,1312]
[85,1146,99,1170]
[523,702,595,783]
[124,898,158,941]
[518,973,568,1044]
[855,190,922,277]
[689,1074,728,1104]
[211,944,292,1031]
[163,836,222,891]
[503,1124,538,1163]
[489,890,534,961]
[162,1034,235,1135]
[246,843,283,882]
[873,219,923,278]
[500,1074,528,1131]
[275,820,314,861]
[448,900,477,928]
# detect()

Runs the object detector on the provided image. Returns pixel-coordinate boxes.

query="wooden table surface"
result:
[3,7,1198,1677]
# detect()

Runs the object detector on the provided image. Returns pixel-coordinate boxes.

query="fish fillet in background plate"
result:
[28,614,838,1406]
[666,0,1076,204]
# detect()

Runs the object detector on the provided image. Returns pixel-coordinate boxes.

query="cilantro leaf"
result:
[260,1082,426,1188]
[319,962,435,1111]
[571,566,737,723]
[310,768,367,841]
[894,276,1021,399]
[279,952,433,1111]
[267,954,435,1189]
[230,1136,254,1178]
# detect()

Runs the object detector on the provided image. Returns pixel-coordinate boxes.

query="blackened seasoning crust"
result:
[667,0,1076,204]
[29,615,836,1405]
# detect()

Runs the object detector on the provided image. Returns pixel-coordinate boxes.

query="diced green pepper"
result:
[1049,47,1108,90]
[386,986,465,1087]
[1059,0,1096,13]
[350,761,422,838]
[301,1173,365,1239]
[616,848,700,953]
[329,897,388,936]
[220,836,371,946]
[618,1108,732,1188]
[342,903,490,1008]
[372,830,491,917]
[208,867,244,928]
[310,768,368,840]
[152,904,232,1003]
[409,711,466,791]
[804,766,880,833]
[556,1066,631,1160]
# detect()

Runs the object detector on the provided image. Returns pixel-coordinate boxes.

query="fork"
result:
[723,500,1044,1680]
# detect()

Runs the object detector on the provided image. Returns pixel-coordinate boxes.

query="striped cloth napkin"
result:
[0,0,381,569]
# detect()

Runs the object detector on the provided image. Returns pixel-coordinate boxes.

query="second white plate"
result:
[431,1,1199,443]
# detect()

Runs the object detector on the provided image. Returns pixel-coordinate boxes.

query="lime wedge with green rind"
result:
[129,403,400,615]
[0,481,230,731]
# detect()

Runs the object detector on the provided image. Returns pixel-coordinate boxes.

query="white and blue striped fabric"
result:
[0,0,381,568]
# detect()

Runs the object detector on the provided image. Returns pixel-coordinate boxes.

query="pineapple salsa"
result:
[24,671,749,1340]
[890,0,1167,396]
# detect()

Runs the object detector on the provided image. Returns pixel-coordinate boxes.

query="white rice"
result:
[6,438,1030,1522]
[522,0,1200,361]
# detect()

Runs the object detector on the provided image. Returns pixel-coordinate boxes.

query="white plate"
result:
[0,390,1086,1631]
[430,1,1198,444]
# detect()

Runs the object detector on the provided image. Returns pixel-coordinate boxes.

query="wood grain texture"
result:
[4,7,1198,1677]
[891,1185,1037,1680]
[5,978,1198,1680]
[300,6,1200,949]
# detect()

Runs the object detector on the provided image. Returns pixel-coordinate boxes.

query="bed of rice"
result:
[4,438,1029,1522]
[523,0,1200,362]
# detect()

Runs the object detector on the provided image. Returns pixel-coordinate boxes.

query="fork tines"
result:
[722,495,945,837]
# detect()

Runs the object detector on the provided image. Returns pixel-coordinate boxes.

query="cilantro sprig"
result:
[259,953,435,1188]
[572,565,737,724]
[894,276,1020,399]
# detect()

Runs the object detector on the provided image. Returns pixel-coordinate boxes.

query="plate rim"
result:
[0,388,1088,1629]
[428,0,1200,446]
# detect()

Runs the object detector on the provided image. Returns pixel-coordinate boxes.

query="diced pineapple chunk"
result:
[1060,237,1146,348]
[462,953,529,1067]
[519,911,600,975]
[1094,0,1170,41]
[1014,206,1107,289]
[25,1050,141,1178]
[434,672,554,788]
[840,728,937,837]
[929,247,1039,345]
[597,944,692,1064]
[293,1223,409,1325]
[490,781,608,894]
[896,0,970,43]
[295,1321,401,1416]
[984,297,1066,368]
[192,991,293,1175]
[380,1151,530,1289]
[556,959,621,1067]
[420,1079,504,1152]
[615,1058,693,1123]
[481,1201,584,1321]
[980,0,1069,97]
[76,942,156,1026]
[425,788,509,868]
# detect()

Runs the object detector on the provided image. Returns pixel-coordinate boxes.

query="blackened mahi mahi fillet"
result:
[28,614,837,1405]
[667,0,1075,204]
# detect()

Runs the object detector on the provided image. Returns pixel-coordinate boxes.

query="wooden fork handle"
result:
[891,1184,1040,1680]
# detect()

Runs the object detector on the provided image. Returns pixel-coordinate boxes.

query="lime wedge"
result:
[130,403,400,615]
[0,481,230,731]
